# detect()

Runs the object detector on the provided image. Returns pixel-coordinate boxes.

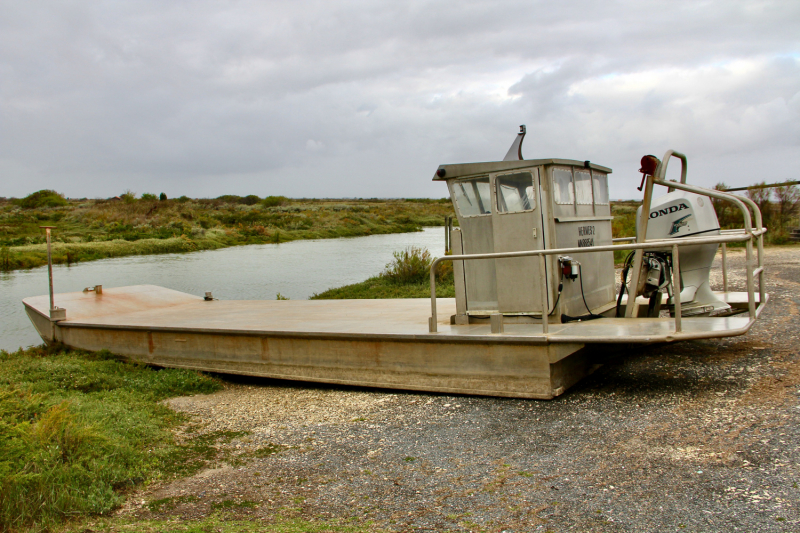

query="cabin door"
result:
[491,168,548,314]
[449,175,498,314]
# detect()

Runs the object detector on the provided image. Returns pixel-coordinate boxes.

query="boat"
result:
[23,127,768,399]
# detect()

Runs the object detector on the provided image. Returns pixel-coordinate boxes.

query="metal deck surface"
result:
[23,285,754,344]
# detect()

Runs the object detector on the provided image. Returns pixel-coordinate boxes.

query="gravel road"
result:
[122,245,800,532]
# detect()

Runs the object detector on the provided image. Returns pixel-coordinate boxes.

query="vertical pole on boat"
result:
[445,216,453,252]
[745,237,756,319]
[444,216,449,252]
[429,260,438,333]
[721,243,728,293]
[671,244,682,333]
[41,226,55,312]
[539,254,549,334]
[40,225,66,327]
[625,173,656,317]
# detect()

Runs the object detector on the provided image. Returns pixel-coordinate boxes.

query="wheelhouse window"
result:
[592,172,609,205]
[496,172,536,213]
[553,168,575,205]
[453,176,491,216]
[574,170,593,205]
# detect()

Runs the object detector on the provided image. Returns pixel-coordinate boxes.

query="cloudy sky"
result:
[1,1,798,201]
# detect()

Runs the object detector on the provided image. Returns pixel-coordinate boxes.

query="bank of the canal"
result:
[0,196,454,271]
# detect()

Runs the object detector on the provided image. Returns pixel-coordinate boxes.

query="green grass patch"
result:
[146,495,200,513]
[210,499,259,511]
[0,345,221,532]
[62,515,373,532]
[311,275,455,300]
[163,429,251,479]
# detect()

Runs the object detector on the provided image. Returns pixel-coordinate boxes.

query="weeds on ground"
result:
[0,345,221,532]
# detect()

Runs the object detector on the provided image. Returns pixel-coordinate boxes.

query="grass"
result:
[0,344,362,532]
[0,194,455,271]
[0,345,221,532]
[312,275,455,299]
[311,246,455,299]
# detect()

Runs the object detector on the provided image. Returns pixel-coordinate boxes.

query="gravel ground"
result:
[120,246,800,532]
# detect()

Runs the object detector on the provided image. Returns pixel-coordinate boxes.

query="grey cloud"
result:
[0,1,798,200]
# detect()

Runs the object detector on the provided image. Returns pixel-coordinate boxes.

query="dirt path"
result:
[120,246,800,532]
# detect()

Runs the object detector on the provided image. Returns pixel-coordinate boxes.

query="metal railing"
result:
[428,168,767,338]
[428,229,765,334]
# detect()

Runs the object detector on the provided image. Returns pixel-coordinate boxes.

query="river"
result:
[1,227,446,351]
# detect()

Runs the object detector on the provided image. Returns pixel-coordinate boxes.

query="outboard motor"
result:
[637,191,731,316]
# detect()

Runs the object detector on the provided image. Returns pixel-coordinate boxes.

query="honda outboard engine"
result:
[637,190,731,316]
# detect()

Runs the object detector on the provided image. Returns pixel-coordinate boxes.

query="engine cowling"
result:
[636,191,730,315]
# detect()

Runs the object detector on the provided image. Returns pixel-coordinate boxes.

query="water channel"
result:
[1,227,446,351]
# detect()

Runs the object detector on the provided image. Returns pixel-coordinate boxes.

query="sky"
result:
[1,0,798,201]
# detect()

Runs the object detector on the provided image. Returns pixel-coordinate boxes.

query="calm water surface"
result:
[1,227,446,351]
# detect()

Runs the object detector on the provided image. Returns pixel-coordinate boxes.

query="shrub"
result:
[217,195,242,204]
[216,195,261,205]
[15,190,68,209]
[262,195,289,208]
[120,190,136,204]
[382,247,433,284]
[140,193,157,201]
[746,183,774,228]
[774,184,799,231]
[159,192,168,201]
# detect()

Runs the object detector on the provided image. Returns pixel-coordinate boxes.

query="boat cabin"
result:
[433,158,617,322]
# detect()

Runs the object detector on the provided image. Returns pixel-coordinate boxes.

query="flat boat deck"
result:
[23,285,764,399]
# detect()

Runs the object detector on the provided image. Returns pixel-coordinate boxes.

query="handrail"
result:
[658,150,688,184]
[727,192,766,306]
[428,228,765,333]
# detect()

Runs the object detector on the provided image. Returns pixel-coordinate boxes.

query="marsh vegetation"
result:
[0,191,454,271]
[4,184,794,273]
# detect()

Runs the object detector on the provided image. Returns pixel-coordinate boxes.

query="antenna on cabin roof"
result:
[502,125,526,162]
